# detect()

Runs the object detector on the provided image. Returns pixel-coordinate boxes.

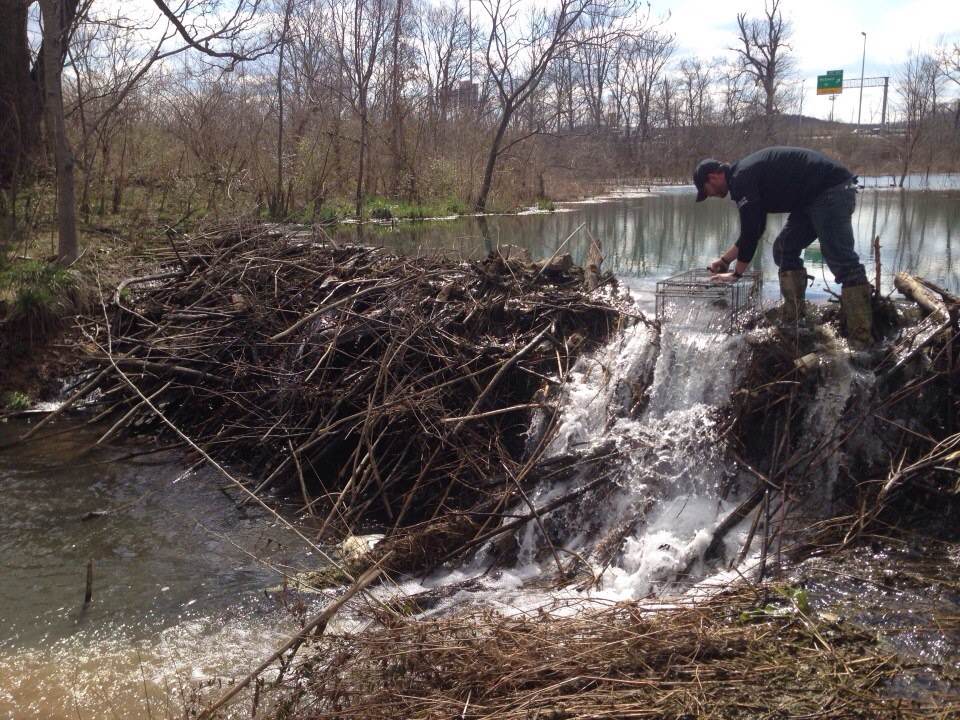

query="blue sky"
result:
[660,0,960,122]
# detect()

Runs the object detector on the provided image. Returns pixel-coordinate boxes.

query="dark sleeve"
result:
[735,197,766,264]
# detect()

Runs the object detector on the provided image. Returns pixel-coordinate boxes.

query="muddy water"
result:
[799,542,960,701]
[0,418,314,719]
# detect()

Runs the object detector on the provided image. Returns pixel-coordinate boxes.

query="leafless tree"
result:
[328,0,391,216]
[936,41,960,130]
[475,0,632,212]
[574,1,636,129]
[677,57,712,127]
[270,0,296,217]
[624,29,673,142]
[732,0,793,124]
[896,51,943,187]
[39,0,79,261]
[415,0,470,134]
[1,0,273,260]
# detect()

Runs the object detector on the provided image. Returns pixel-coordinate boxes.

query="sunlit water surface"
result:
[336,179,960,305]
[0,420,317,719]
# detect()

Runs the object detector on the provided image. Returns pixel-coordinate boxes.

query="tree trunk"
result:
[39,0,78,264]
[389,0,404,197]
[0,0,43,192]
[112,128,127,214]
[272,0,293,219]
[355,105,367,218]
[475,109,512,213]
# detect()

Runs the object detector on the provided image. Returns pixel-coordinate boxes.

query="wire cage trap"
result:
[655,269,763,332]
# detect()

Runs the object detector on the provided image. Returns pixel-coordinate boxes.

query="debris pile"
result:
[72,224,634,566]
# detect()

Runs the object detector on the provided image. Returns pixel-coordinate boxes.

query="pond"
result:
[335,182,960,306]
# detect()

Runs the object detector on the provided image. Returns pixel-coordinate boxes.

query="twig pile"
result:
[264,585,956,719]
[74,223,631,557]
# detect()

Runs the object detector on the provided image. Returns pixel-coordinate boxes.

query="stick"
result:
[894,272,949,324]
[197,558,388,719]
[873,236,881,298]
[434,472,613,567]
[530,222,585,284]
[84,559,93,606]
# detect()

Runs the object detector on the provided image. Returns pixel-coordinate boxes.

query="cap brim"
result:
[695,187,707,202]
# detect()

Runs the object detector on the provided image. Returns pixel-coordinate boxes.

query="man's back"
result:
[728,147,853,213]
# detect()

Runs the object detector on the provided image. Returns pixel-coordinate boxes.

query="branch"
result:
[150,0,275,63]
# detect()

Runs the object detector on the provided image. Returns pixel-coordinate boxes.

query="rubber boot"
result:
[841,283,874,349]
[778,269,807,326]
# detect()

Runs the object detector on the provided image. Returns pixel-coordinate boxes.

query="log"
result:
[585,230,603,292]
[894,272,949,324]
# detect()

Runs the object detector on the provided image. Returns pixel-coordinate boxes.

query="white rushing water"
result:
[524,297,750,599]
[389,294,770,612]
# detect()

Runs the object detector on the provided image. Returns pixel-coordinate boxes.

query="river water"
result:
[2,182,958,718]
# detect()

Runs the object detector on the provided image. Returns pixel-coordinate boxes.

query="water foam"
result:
[488,295,754,600]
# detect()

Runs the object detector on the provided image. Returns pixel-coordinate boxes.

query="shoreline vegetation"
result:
[2,223,957,717]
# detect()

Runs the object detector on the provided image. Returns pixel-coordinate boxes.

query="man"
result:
[693,146,872,347]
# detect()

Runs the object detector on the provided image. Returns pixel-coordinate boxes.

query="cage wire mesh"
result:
[655,269,763,332]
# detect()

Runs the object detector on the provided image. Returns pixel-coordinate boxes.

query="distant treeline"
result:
[1,0,959,262]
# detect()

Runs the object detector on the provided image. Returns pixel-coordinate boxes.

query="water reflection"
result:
[340,186,960,299]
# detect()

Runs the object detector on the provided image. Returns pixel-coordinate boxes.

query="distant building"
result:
[444,80,478,115]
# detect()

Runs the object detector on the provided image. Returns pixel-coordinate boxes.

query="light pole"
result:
[857,31,867,126]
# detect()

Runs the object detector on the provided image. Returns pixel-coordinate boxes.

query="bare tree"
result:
[624,29,673,142]
[937,41,960,130]
[328,0,391,217]
[1,0,272,261]
[39,0,79,262]
[271,0,296,218]
[896,51,943,187]
[732,0,793,125]
[288,1,347,208]
[716,57,752,127]
[677,57,712,127]
[0,0,42,243]
[415,0,470,138]
[475,0,615,212]
[574,1,636,129]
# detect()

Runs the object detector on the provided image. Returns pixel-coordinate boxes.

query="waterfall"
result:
[507,297,753,599]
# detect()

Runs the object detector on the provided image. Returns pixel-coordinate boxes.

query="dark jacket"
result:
[726,147,854,263]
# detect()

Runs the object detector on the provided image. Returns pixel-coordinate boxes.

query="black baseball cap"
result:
[693,159,724,202]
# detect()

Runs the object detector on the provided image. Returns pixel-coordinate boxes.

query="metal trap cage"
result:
[655,269,763,332]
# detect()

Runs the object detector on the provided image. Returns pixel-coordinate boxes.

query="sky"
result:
[50,0,960,125]
[662,0,960,123]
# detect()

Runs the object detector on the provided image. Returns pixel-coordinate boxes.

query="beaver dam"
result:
[9,223,960,718]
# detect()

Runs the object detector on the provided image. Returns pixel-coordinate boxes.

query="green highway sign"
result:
[817,70,843,95]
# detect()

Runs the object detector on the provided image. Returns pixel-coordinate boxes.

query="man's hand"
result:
[707,257,729,274]
[709,272,739,284]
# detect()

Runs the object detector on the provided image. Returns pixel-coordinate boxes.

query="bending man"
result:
[693,146,872,347]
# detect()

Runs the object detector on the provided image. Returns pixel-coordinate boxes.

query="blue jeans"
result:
[772,182,868,287]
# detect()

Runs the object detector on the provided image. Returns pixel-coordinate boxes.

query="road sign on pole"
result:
[817,70,843,96]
